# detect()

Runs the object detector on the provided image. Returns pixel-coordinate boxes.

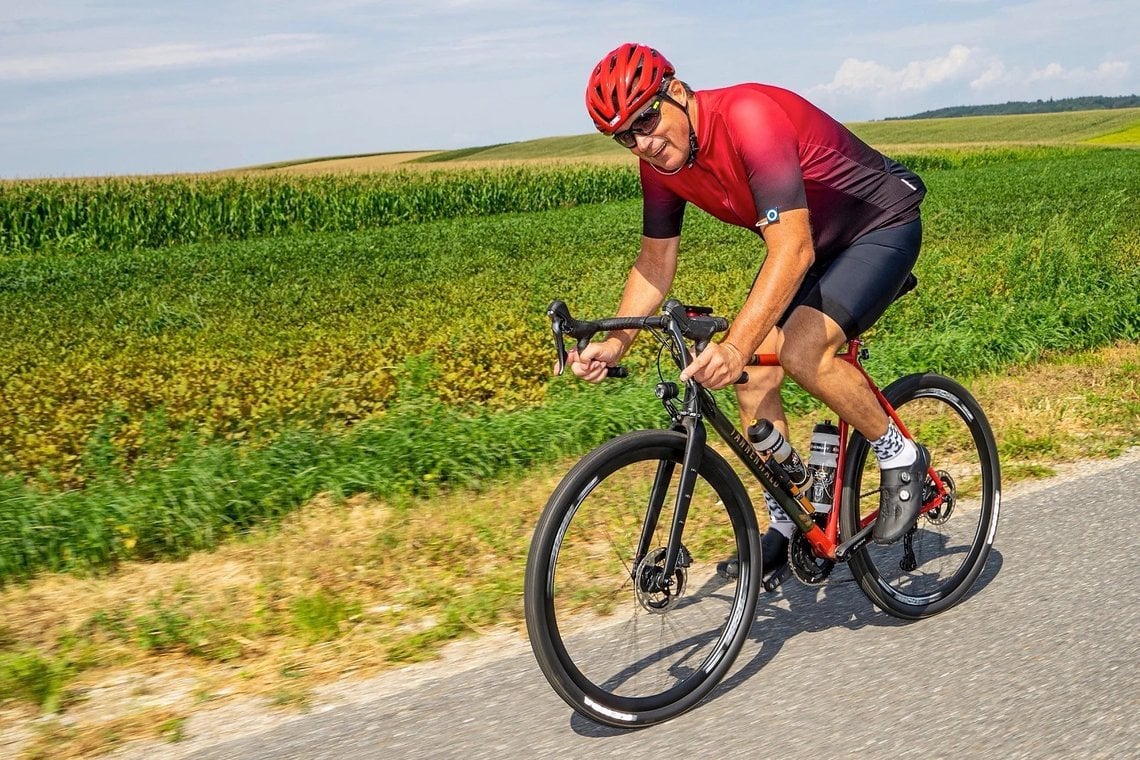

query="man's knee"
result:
[743,363,784,393]
[779,344,820,382]
[778,309,847,385]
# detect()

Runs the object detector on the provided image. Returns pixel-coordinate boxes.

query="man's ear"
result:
[667,78,688,104]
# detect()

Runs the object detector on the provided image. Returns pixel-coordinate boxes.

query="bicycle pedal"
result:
[762,564,791,592]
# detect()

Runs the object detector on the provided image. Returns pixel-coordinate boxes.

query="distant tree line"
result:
[889,95,1140,120]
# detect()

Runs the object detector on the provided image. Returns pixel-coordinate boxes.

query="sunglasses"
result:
[612,96,664,148]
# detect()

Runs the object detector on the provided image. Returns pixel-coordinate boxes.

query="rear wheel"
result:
[524,430,761,726]
[840,373,1000,619]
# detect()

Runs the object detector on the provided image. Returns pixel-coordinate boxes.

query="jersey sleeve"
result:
[725,94,807,223]
[639,160,687,238]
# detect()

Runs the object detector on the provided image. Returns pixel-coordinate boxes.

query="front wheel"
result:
[524,430,761,727]
[840,373,1000,619]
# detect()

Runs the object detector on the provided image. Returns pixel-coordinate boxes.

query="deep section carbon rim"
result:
[524,431,760,726]
[841,374,1000,619]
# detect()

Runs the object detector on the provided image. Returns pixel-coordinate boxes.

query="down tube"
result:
[703,399,817,535]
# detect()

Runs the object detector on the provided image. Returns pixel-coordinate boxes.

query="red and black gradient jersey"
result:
[641,83,925,259]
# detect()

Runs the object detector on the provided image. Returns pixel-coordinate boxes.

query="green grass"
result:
[290,591,361,644]
[0,649,72,712]
[0,146,1137,580]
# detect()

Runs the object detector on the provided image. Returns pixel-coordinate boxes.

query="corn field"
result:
[0,145,1137,579]
[0,165,640,254]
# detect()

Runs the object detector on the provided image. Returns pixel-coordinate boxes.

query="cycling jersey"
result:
[641,84,925,258]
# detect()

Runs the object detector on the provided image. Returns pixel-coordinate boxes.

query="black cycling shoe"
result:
[716,528,789,580]
[872,444,930,545]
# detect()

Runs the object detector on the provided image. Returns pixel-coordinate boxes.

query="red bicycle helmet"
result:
[586,43,674,133]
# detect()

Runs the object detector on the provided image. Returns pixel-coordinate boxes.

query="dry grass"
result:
[16,708,186,759]
[0,341,1137,758]
[258,151,638,175]
[255,152,442,175]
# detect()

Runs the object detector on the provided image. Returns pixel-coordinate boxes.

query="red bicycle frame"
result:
[748,337,950,560]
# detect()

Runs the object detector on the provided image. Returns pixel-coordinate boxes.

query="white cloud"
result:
[0,33,329,83]
[969,58,1131,91]
[812,45,982,96]
[812,44,1133,105]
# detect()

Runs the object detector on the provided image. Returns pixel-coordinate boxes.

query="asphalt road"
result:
[144,453,1140,759]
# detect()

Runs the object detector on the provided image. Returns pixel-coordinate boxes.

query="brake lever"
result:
[550,318,568,375]
[547,300,571,376]
[546,300,633,380]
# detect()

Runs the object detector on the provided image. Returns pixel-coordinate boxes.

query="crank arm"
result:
[834,521,876,562]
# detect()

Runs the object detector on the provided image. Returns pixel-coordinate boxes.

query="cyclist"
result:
[570,42,930,578]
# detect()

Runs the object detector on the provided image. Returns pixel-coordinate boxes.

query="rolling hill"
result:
[250,107,1140,174]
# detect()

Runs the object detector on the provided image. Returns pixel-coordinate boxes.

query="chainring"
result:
[788,527,834,586]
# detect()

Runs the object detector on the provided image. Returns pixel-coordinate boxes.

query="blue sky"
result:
[2,0,1136,178]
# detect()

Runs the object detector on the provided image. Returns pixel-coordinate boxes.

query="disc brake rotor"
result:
[924,469,956,525]
[633,546,689,613]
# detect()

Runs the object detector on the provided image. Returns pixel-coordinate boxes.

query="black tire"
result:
[524,430,761,727]
[840,373,1001,620]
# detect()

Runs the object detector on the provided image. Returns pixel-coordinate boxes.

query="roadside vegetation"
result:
[1,146,1136,582]
[1,342,1137,758]
[0,110,1138,757]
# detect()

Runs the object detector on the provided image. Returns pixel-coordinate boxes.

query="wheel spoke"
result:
[524,431,759,726]
[840,374,999,619]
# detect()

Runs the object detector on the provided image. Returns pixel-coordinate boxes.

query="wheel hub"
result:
[634,546,689,613]
[924,469,956,525]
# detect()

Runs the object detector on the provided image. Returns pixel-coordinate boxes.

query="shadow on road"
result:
[569,548,1004,737]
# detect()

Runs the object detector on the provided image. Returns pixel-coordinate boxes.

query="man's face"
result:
[616,89,690,172]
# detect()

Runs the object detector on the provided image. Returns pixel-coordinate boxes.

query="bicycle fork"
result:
[632,414,705,591]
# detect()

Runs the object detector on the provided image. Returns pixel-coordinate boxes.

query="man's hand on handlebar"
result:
[679,341,747,390]
[565,337,625,383]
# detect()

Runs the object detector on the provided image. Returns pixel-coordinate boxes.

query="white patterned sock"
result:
[765,492,796,538]
[871,420,916,469]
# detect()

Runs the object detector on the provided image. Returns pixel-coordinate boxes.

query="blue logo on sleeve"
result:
[756,208,780,228]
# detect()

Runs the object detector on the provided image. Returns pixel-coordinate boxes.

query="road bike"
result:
[523,296,1001,727]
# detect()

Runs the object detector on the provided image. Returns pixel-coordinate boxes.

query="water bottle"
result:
[808,420,841,513]
[748,418,812,493]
